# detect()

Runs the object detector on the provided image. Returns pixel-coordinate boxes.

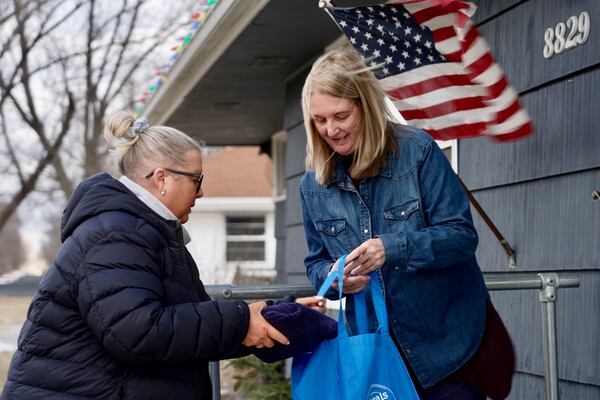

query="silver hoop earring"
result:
[160,190,166,195]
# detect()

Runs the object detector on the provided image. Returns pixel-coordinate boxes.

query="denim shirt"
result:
[299,125,488,388]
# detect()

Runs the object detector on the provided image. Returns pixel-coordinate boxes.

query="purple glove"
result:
[252,302,337,363]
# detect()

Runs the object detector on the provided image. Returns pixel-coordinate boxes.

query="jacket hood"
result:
[61,173,175,242]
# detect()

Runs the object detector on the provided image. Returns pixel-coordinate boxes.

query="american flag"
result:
[325,1,533,141]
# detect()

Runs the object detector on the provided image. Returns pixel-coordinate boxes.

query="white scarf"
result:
[119,175,191,245]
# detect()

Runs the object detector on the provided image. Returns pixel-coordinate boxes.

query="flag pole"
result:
[318,0,334,9]
[457,175,517,269]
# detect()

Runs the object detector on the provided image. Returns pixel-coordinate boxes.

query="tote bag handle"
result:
[316,255,389,337]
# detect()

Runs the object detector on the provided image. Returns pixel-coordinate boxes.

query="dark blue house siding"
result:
[278,0,599,398]
[463,0,600,398]
[460,68,600,191]
[279,72,310,284]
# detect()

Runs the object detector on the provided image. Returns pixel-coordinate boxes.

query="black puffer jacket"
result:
[1,173,250,400]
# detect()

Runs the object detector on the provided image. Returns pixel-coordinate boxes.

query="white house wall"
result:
[186,197,275,284]
[185,212,231,284]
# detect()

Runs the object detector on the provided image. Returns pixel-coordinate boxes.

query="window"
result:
[271,130,287,200]
[436,139,458,172]
[226,216,266,262]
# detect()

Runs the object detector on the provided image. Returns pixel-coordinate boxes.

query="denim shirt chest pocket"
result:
[314,217,352,258]
[383,198,424,232]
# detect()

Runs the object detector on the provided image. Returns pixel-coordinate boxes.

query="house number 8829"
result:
[543,11,590,59]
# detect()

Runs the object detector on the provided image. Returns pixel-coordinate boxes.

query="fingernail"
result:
[318,301,324,306]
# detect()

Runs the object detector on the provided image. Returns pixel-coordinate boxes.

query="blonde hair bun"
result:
[103,111,203,177]
[104,112,138,146]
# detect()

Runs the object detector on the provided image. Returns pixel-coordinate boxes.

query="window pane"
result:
[226,216,265,235]
[442,147,452,162]
[226,241,265,261]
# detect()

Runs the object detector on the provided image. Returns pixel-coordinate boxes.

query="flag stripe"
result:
[466,52,494,79]
[380,62,466,89]
[461,22,479,50]
[411,3,466,24]
[472,63,504,88]
[463,37,489,67]
[496,98,521,124]
[432,37,462,56]
[487,109,531,134]
[390,85,488,109]
[395,1,432,14]
[386,74,474,98]
[420,14,455,31]
[491,122,534,141]
[397,107,493,129]
[432,26,456,42]
[489,85,518,113]
[488,76,509,99]
[399,96,487,119]
[425,122,488,140]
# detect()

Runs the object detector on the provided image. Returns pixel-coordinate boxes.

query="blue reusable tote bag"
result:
[292,255,420,400]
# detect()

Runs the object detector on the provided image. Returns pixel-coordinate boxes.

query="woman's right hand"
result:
[295,296,326,313]
[242,301,289,348]
[330,258,370,294]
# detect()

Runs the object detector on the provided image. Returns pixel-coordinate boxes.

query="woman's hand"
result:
[343,238,385,276]
[295,296,326,313]
[242,301,289,348]
[330,258,371,294]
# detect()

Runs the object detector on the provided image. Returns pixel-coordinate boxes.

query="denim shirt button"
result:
[394,266,400,271]
[364,229,368,233]
[400,211,406,217]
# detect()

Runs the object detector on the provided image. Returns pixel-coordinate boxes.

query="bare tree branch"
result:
[0,91,75,233]
[82,0,96,164]
[94,1,142,37]
[0,106,25,185]
[100,0,145,105]
[27,0,86,51]
[95,0,128,87]
[106,21,187,104]
[11,0,74,196]
[0,0,54,43]
[0,0,199,238]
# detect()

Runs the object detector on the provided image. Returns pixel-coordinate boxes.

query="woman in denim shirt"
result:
[299,47,514,399]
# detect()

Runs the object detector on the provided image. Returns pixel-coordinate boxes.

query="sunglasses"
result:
[145,168,204,194]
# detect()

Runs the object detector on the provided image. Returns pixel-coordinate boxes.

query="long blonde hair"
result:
[103,112,203,178]
[301,47,396,185]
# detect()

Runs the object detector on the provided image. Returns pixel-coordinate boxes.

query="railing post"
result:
[210,361,221,400]
[538,273,560,400]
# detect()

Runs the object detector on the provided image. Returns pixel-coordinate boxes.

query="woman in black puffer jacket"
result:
[1,112,308,400]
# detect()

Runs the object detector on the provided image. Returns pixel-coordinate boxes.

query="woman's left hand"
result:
[295,296,326,313]
[343,238,385,276]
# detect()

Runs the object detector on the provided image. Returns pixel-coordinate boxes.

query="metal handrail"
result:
[207,272,580,400]
[205,273,580,299]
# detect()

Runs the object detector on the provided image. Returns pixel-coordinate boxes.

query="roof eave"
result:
[142,0,271,124]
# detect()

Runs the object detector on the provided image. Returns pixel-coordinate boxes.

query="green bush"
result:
[226,356,290,400]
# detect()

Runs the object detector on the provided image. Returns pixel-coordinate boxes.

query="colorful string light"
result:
[132,0,220,116]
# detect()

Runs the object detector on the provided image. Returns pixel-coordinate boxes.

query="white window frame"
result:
[225,214,268,265]
[435,139,458,172]
[271,130,287,202]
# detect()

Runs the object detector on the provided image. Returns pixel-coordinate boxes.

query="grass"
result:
[0,296,31,389]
